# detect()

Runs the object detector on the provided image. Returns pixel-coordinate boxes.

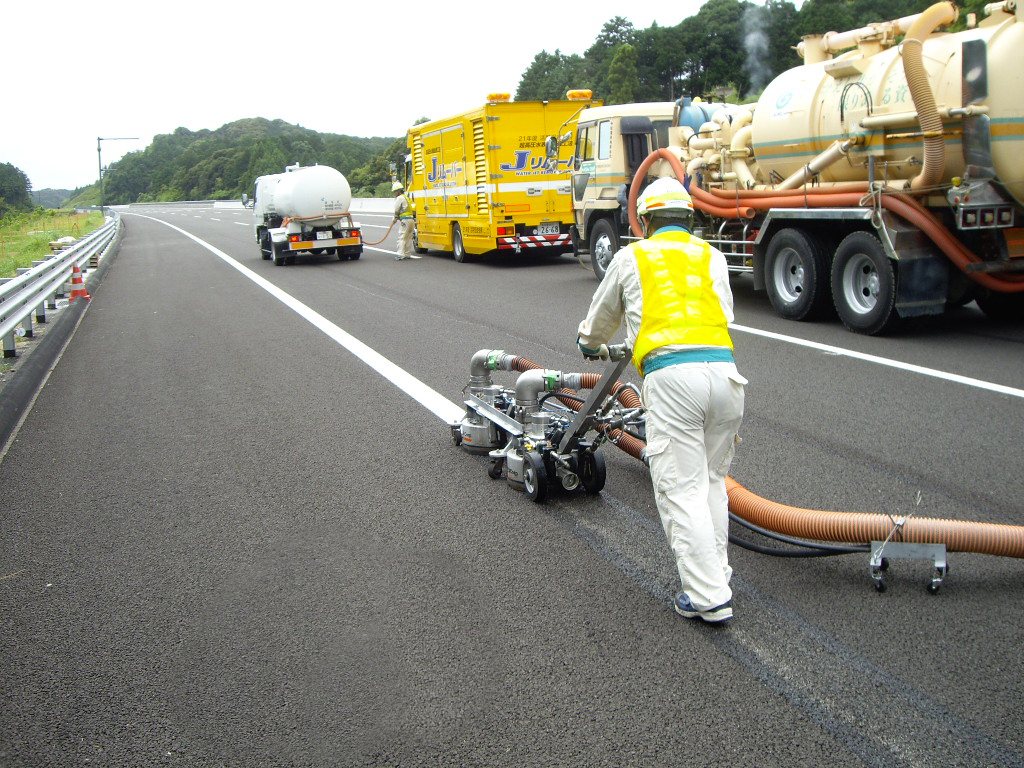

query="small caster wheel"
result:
[878,558,889,572]
[487,459,503,480]
[873,579,887,593]
[927,581,941,595]
[451,427,462,447]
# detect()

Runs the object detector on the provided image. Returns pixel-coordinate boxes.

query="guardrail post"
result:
[3,333,15,358]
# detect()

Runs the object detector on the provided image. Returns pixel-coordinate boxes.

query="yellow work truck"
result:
[405,91,597,262]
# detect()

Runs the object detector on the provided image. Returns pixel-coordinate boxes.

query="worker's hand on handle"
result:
[578,337,610,361]
[606,343,630,361]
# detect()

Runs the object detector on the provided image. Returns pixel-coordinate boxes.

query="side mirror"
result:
[241,193,249,206]
[545,135,559,159]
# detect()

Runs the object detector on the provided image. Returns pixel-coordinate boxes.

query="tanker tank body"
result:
[659,0,1024,334]
[252,163,363,266]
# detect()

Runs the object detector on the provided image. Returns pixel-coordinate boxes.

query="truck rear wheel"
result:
[975,289,1024,322]
[259,230,272,260]
[272,240,288,266]
[413,223,427,254]
[452,224,470,263]
[831,231,901,335]
[590,218,619,281]
[764,228,831,321]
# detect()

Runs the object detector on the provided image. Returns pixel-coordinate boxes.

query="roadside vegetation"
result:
[0,209,104,279]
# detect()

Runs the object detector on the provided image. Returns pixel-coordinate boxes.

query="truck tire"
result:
[831,231,901,335]
[272,239,287,266]
[975,289,1024,322]
[764,228,831,321]
[590,218,619,281]
[452,224,470,263]
[413,223,427,254]
[259,230,272,260]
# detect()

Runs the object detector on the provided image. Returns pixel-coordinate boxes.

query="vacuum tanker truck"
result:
[252,164,362,266]
[562,0,1024,334]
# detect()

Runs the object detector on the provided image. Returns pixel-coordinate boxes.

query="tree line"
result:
[515,0,988,104]
[90,119,397,206]
[14,0,991,210]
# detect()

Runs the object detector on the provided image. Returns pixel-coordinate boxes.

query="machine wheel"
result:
[578,450,606,494]
[413,223,428,254]
[764,228,831,321]
[272,240,287,266]
[488,459,503,480]
[259,230,272,260]
[831,231,901,335]
[590,218,619,281]
[452,224,469,263]
[523,452,548,503]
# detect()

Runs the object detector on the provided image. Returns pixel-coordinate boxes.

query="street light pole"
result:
[97,136,138,211]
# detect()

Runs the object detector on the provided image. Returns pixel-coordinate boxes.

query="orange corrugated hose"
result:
[508,353,1024,558]
[628,148,1024,293]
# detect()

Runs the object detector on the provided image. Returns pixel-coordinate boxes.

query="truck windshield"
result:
[653,120,671,151]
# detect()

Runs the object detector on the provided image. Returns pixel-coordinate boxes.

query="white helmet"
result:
[392,181,404,192]
[637,177,693,217]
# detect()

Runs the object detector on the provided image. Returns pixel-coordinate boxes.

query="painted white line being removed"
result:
[133,214,464,424]
[731,323,1024,399]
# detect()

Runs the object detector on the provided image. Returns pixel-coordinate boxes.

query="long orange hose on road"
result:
[507,354,1024,558]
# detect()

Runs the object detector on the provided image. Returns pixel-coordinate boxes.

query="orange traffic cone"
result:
[69,264,90,303]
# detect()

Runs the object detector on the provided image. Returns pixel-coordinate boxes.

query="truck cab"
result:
[569,102,676,279]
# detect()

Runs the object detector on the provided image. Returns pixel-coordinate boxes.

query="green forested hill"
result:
[74,118,401,206]
[53,0,991,208]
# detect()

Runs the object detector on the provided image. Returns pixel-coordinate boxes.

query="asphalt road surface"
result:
[2,203,1022,767]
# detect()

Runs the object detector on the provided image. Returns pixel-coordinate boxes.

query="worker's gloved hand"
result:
[578,338,610,361]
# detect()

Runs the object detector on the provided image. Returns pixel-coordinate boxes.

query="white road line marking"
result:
[731,323,1024,399]
[134,214,464,424]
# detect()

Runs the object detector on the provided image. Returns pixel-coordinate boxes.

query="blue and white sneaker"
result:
[674,593,733,623]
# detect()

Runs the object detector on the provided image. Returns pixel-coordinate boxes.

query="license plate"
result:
[537,223,559,235]
[316,231,332,240]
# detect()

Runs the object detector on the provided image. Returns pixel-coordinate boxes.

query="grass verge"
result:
[0,210,105,278]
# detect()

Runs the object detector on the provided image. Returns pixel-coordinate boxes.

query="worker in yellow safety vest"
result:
[576,177,747,623]
[392,181,420,260]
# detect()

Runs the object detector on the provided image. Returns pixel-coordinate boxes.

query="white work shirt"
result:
[577,229,735,366]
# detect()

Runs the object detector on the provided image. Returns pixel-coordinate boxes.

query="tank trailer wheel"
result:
[764,228,831,321]
[831,231,901,335]
[272,243,287,266]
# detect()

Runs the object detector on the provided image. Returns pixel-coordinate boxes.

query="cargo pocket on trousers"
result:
[644,436,676,493]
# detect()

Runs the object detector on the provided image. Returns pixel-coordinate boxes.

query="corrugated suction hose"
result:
[509,354,1024,558]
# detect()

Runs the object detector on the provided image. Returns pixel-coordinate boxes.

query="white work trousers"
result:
[642,362,745,611]
[397,218,414,258]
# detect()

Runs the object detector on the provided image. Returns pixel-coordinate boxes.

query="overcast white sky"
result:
[5,0,711,191]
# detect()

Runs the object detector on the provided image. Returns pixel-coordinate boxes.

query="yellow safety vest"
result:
[631,230,733,373]
[397,194,414,219]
